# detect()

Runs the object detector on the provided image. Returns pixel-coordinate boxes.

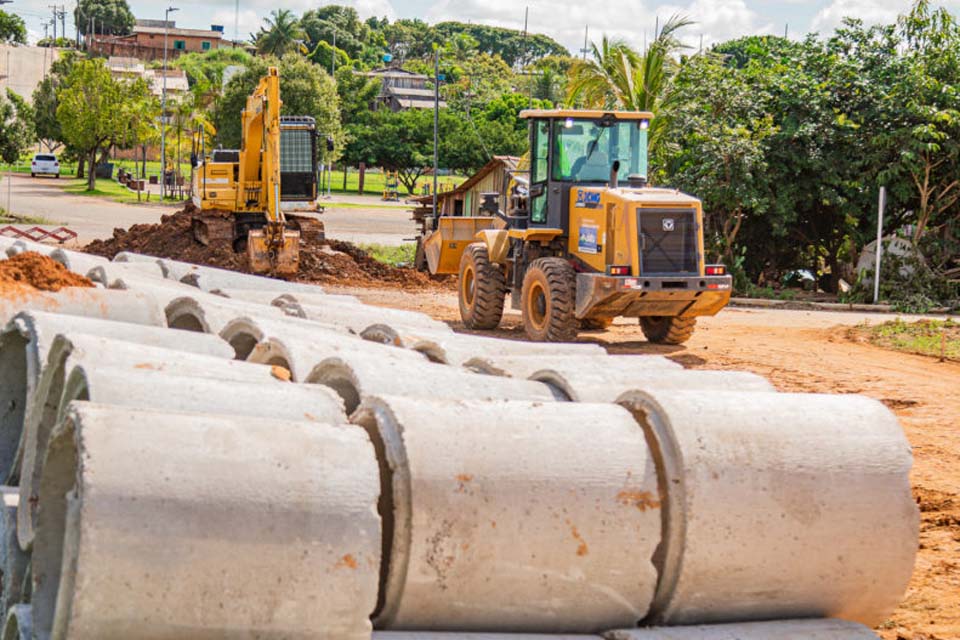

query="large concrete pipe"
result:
[85,261,166,285]
[352,396,662,633]
[2,241,55,257]
[604,619,879,639]
[33,402,381,640]
[463,354,682,379]
[212,289,362,313]
[179,266,325,294]
[47,250,108,276]
[293,302,451,337]
[164,296,294,336]
[0,238,21,257]
[616,389,918,627]
[17,334,281,550]
[227,316,426,379]
[1,488,28,614]
[0,289,165,327]
[532,367,773,402]
[408,333,606,366]
[273,291,362,308]
[0,310,232,480]
[374,635,601,640]
[307,356,560,415]
[2,605,31,640]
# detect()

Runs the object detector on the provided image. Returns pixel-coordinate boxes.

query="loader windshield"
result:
[553,119,648,183]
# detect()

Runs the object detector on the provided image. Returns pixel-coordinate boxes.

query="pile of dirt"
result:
[84,205,443,289]
[0,252,94,292]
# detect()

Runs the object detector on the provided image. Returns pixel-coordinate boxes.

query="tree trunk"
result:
[77,154,85,179]
[87,148,97,191]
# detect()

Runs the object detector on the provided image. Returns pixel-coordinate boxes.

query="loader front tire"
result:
[458,243,506,330]
[639,316,697,344]
[521,257,578,342]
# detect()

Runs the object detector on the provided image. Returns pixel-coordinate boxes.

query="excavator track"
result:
[191,209,235,247]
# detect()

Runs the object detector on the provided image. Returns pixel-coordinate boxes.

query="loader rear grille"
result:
[637,208,699,275]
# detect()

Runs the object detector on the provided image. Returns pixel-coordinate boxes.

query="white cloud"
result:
[811,0,960,33]
[424,0,769,53]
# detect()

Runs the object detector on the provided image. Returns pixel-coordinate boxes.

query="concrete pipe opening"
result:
[617,389,918,628]
[164,299,209,333]
[219,319,263,361]
[2,489,28,613]
[352,395,661,633]
[0,331,28,479]
[604,618,883,639]
[2,605,32,640]
[361,324,401,346]
[310,363,364,415]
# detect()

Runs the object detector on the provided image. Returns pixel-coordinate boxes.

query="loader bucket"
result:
[423,216,499,275]
[248,228,301,276]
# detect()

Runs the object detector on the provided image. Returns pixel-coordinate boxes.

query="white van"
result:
[30,154,60,178]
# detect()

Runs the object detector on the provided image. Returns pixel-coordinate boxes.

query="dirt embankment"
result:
[83,205,443,290]
[0,252,94,293]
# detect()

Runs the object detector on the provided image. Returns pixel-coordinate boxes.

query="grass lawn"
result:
[358,243,418,267]
[853,318,960,361]
[325,168,467,197]
[0,212,58,225]
[62,178,184,205]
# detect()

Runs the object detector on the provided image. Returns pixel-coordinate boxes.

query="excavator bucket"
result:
[423,216,499,275]
[248,228,301,276]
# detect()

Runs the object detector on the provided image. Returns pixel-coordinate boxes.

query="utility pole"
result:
[432,47,439,223]
[579,25,589,60]
[161,5,179,201]
[60,6,66,43]
[873,187,887,304]
[49,5,58,41]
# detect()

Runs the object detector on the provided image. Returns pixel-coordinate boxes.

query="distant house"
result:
[363,67,447,111]
[89,20,225,62]
[411,156,522,223]
[106,56,189,98]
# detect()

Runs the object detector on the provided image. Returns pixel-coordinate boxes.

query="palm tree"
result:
[255,9,305,57]
[567,15,693,147]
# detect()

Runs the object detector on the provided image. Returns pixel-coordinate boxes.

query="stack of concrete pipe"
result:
[0,245,918,639]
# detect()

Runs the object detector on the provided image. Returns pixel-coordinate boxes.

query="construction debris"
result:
[83,206,441,289]
[0,237,920,639]
[0,253,93,292]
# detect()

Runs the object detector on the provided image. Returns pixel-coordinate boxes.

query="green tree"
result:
[254,9,305,57]
[432,22,569,67]
[32,52,80,155]
[301,5,370,60]
[0,90,34,164]
[0,10,26,44]
[74,0,135,35]
[346,108,433,192]
[213,54,342,159]
[58,59,147,190]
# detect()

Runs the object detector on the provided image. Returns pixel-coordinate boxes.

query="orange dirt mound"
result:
[83,205,444,290]
[0,252,94,293]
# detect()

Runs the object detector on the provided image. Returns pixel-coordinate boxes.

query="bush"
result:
[843,241,959,313]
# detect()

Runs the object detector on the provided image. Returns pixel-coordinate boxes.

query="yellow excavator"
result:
[420,110,733,343]
[191,67,323,275]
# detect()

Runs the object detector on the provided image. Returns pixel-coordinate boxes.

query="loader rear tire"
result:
[521,257,578,342]
[459,243,506,330]
[639,316,697,344]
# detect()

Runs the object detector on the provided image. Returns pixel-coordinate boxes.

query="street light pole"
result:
[160,5,179,201]
[432,47,439,224]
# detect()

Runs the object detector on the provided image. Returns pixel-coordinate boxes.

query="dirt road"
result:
[330,285,960,640]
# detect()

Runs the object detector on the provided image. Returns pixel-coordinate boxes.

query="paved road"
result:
[1,174,174,246]
[2,174,420,247]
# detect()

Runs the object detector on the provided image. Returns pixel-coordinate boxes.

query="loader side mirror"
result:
[529,183,545,198]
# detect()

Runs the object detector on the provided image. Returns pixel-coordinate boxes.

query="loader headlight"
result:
[639,119,650,130]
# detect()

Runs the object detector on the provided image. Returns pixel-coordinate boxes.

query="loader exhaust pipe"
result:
[610,160,621,189]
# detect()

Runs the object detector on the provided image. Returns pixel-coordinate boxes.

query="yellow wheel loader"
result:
[191,67,328,276]
[422,110,733,344]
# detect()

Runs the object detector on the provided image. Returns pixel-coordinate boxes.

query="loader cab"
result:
[521,110,651,233]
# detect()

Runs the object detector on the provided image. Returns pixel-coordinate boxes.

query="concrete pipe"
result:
[374,635,602,640]
[603,619,880,639]
[307,356,559,415]
[17,334,281,550]
[0,310,232,480]
[0,288,165,328]
[0,238,22,257]
[616,389,918,627]
[33,402,381,640]
[463,354,682,379]
[85,261,166,286]
[532,367,773,403]
[2,605,31,640]
[352,396,662,633]
[213,289,362,312]
[164,296,292,337]
[294,302,451,337]
[3,241,56,257]
[227,316,425,380]
[47,250,108,276]
[180,267,325,294]
[409,333,606,366]
[4,241,27,257]
[1,488,28,614]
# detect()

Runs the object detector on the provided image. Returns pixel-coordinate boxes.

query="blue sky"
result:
[13,0,960,53]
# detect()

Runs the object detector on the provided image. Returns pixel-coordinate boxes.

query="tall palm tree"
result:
[255,9,305,57]
[567,15,692,146]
